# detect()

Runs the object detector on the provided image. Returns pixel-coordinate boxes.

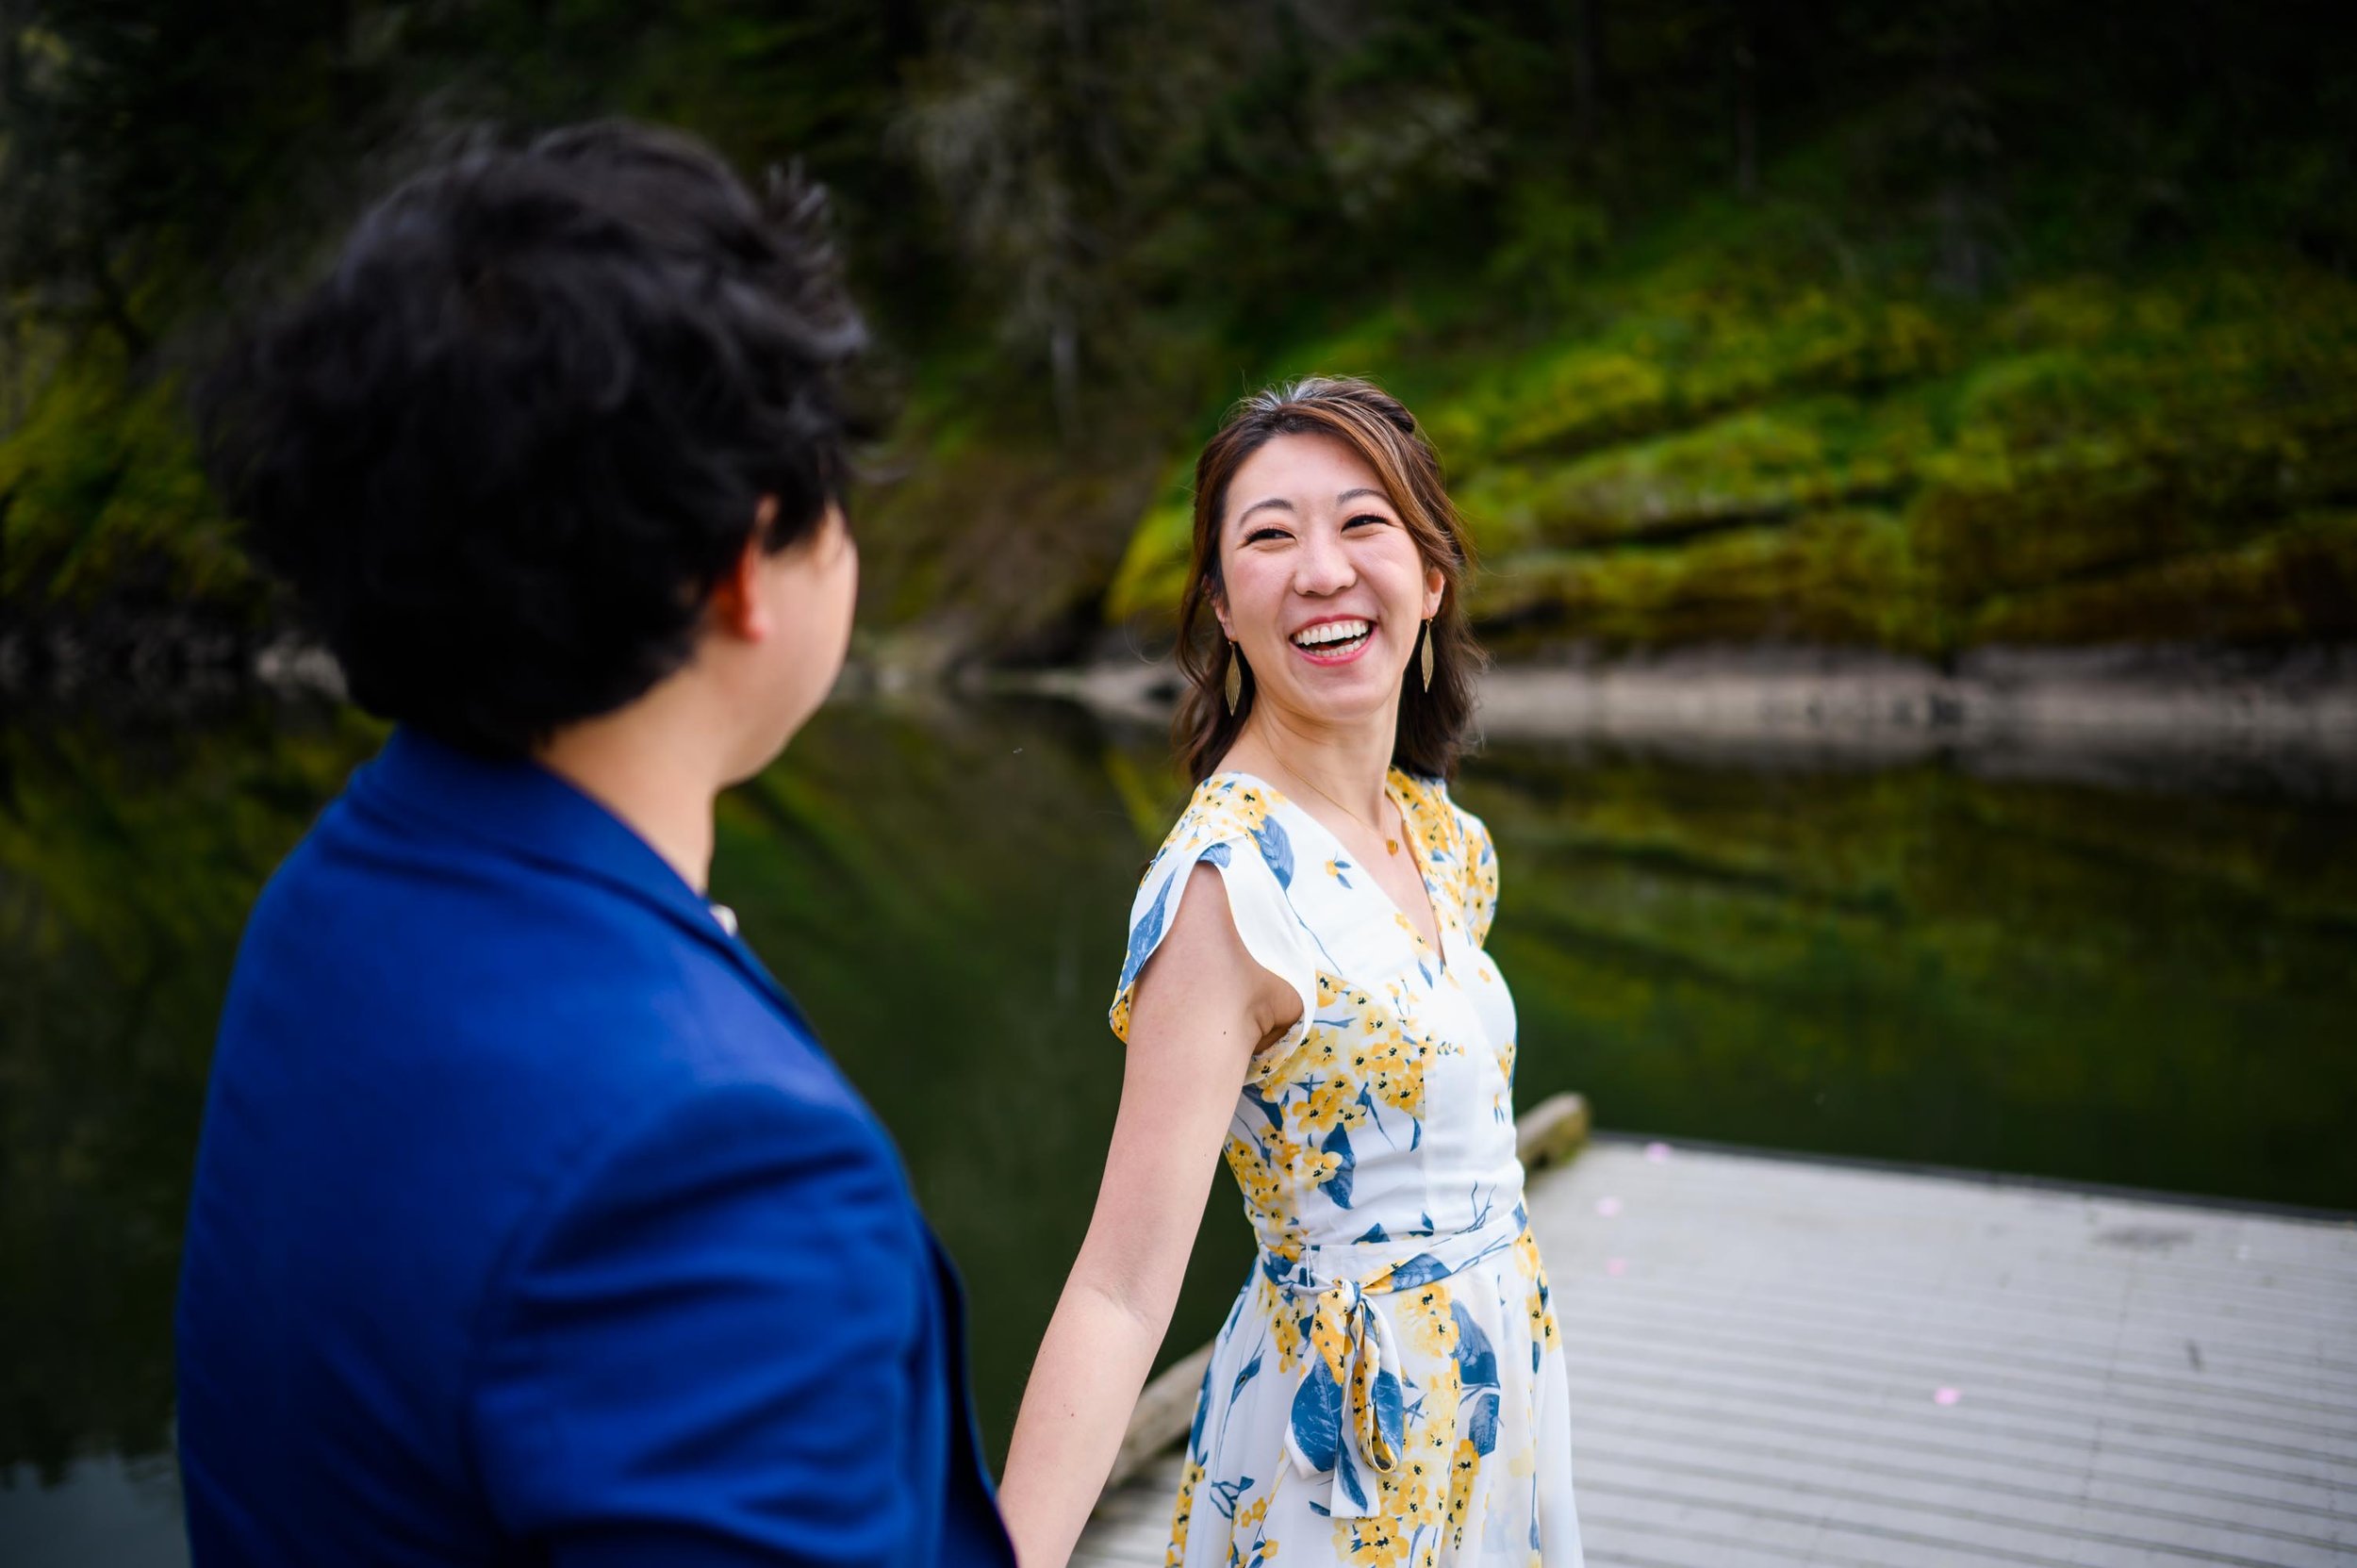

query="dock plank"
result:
[1075,1139,2357,1566]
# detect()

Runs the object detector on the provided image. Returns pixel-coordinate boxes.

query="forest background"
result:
[4,0,2355,683]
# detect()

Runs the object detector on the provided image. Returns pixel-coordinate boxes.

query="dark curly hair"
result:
[200,120,868,755]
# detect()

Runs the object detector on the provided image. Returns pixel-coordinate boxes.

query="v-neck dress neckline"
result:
[1221,767,1452,974]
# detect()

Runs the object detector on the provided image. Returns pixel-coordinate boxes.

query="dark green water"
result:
[5,696,2354,1562]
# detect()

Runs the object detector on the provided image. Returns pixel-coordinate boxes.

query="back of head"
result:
[201,120,866,756]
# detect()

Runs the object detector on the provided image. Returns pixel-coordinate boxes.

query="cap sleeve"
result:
[1458,801,1501,949]
[1110,801,1318,1062]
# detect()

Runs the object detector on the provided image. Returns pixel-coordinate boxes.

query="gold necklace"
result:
[1275,764,1400,856]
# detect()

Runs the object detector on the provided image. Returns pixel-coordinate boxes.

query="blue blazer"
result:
[175,729,1015,1566]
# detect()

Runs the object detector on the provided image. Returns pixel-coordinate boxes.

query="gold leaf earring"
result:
[1226,641,1244,714]
[1419,618,1436,691]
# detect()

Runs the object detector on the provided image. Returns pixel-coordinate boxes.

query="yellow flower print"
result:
[1315,970,1363,1009]
[1379,1446,1447,1528]
[1515,1232,1560,1354]
[1224,1135,1287,1226]
[1444,1438,1479,1549]
[1261,1124,1343,1190]
[1263,1279,1308,1374]
[1331,1515,1409,1567]
[1165,1457,1203,1568]
[1307,1296,1356,1384]
[1288,1075,1369,1137]
[1337,1027,1427,1122]
[1178,781,1273,850]
[1397,1283,1459,1358]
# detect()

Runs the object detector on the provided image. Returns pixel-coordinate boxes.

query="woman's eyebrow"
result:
[1336,487,1389,507]
[1235,496,1295,524]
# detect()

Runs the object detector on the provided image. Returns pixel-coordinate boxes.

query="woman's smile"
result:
[1289,615,1376,664]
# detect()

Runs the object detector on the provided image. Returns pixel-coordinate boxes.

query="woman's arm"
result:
[996,861,1299,1568]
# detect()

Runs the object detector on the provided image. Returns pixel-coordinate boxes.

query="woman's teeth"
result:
[1291,619,1373,653]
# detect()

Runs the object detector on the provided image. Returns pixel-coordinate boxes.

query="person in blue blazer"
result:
[174,121,1016,1567]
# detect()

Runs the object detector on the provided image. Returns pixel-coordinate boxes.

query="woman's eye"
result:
[1344,513,1389,530]
[1245,526,1290,544]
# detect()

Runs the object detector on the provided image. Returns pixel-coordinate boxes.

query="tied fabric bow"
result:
[1277,1213,1525,1519]
[1282,1273,1405,1518]
[1283,1275,1407,1516]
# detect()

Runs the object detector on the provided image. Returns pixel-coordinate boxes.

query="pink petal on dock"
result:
[1604,1258,1628,1276]
[1933,1387,1962,1406]
[1643,1142,1673,1162]
[1595,1197,1624,1217]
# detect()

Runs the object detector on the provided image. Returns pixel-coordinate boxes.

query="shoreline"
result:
[993,643,2357,796]
[12,619,2357,769]
[1004,643,2357,745]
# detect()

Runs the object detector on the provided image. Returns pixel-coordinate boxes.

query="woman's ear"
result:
[1424,562,1445,619]
[1210,582,1235,642]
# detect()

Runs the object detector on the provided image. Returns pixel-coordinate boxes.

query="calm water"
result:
[5,694,2354,1563]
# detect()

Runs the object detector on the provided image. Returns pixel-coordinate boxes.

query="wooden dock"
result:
[1078,1122,2357,1567]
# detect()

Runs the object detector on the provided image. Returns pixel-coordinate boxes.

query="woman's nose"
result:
[1293,527,1356,595]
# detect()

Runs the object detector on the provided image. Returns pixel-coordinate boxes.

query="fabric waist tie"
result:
[1261,1200,1527,1519]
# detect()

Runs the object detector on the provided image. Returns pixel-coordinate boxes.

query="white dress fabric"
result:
[1113,769,1583,1568]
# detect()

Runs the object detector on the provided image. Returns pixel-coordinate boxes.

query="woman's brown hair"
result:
[1174,375,1487,784]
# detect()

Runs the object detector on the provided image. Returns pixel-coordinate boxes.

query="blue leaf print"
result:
[1188,1355,1214,1459]
[1465,1386,1501,1457]
[1371,1368,1406,1458]
[1385,1253,1453,1290]
[1335,1444,1367,1510]
[1451,1301,1500,1389]
[1251,815,1294,889]
[1243,1082,1284,1131]
[1118,870,1175,992]
[1288,1365,1343,1474]
[1204,841,1232,868]
[1209,1476,1256,1520]
[1230,1350,1263,1401]
[1354,1222,1390,1245]
[1322,1121,1356,1209]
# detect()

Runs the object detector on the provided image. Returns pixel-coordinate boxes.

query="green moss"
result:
[1103,463,1198,625]
[1109,236,2357,654]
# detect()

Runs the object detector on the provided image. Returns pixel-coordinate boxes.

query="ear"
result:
[707,497,781,642]
[1423,562,1445,619]
[1210,580,1235,642]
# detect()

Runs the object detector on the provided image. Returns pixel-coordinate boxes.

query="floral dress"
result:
[1113,769,1583,1568]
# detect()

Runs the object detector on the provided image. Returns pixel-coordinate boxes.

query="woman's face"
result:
[1213,432,1443,734]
